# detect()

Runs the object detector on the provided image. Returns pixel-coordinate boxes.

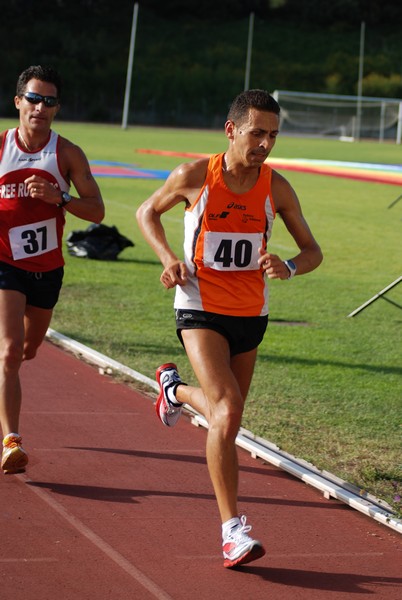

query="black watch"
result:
[57,191,72,208]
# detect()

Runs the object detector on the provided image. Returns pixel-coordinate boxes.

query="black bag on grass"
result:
[66,223,134,260]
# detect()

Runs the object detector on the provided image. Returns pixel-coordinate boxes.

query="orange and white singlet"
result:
[0,128,70,271]
[174,153,276,317]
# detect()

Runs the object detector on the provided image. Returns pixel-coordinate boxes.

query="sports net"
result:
[273,90,402,142]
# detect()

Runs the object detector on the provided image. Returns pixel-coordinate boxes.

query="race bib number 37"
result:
[9,218,58,260]
[203,231,263,271]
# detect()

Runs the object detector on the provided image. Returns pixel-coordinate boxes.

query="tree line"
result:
[1,0,401,128]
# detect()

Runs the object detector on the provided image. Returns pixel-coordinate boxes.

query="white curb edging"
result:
[46,328,402,536]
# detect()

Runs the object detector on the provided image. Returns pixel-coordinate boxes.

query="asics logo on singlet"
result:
[227,202,246,210]
[208,211,229,220]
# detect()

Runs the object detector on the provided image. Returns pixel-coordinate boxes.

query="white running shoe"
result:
[222,515,265,568]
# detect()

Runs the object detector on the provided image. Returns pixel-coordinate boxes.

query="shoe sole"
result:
[2,448,28,475]
[155,363,179,427]
[223,543,266,568]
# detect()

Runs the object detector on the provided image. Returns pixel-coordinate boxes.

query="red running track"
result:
[1,341,401,599]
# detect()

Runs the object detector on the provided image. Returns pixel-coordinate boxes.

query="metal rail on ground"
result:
[348,275,402,317]
[46,328,402,536]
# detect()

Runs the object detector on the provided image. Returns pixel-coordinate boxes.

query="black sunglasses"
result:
[22,92,59,108]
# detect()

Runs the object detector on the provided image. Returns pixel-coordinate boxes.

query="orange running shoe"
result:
[1,434,28,474]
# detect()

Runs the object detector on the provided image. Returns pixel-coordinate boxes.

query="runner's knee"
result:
[0,339,24,370]
[209,399,244,439]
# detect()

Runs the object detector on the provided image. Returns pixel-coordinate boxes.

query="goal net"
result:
[273,90,402,143]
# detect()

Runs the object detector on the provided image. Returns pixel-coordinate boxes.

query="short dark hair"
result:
[227,89,280,124]
[16,65,62,99]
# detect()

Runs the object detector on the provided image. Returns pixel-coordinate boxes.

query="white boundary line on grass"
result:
[46,327,402,536]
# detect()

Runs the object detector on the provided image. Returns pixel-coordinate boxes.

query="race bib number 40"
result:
[9,218,58,260]
[203,231,263,271]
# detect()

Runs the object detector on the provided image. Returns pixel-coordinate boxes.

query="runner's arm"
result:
[136,159,207,288]
[259,170,323,279]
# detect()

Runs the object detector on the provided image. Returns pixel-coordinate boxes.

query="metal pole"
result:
[356,21,365,141]
[379,101,385,143]
[244,12,254,91]
[122,2,139,130]
[347,276,402,317]
[396,101,402,144]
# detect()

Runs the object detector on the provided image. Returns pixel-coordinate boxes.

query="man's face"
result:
[226,108,280,168]
[14,78,59,132]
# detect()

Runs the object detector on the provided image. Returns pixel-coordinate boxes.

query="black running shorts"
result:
[0,261,64,309]
[175,308,268,356]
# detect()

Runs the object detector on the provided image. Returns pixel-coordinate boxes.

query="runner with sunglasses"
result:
[0,65,105,474]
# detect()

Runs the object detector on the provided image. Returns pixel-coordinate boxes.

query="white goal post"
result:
[273,90,402,144]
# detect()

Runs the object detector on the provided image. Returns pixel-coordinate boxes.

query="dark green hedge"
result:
[1,1,401,127]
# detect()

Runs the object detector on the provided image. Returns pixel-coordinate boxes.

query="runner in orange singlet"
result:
[0,65,105,475]
[137,89,323,568]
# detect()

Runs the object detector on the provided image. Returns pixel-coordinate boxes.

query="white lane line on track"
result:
[0,558,58,562]
[17,473,174,600]
[177,551,386,560]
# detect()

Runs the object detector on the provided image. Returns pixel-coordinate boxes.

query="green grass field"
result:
[2,118,401,514]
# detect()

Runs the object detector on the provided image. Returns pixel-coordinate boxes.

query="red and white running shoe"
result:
[155,363,185,427]
[223,516,266,568]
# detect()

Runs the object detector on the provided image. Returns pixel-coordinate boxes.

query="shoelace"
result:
[162,371,181,387]
[162,371,182,407]
[3,436,22,449]
[228,516,252,542]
